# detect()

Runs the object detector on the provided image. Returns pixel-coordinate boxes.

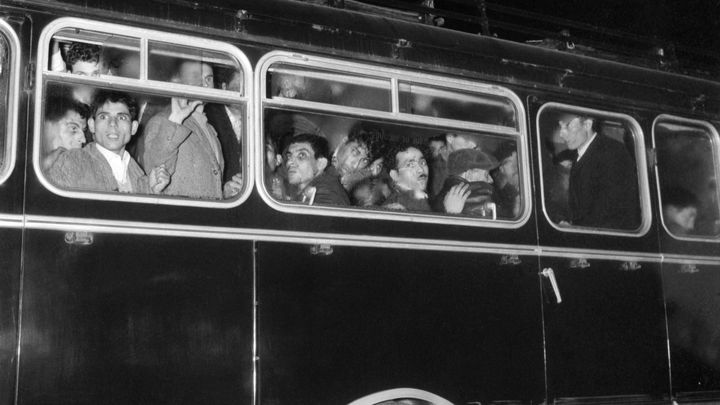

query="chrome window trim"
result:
[0,19,21,186]
[537,102,652,237]
[34,17,254,209]
[255,51,531,229]
[652,114,720,242]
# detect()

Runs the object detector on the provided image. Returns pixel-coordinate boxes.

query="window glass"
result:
[655,119,720,239]
[261,53,527,226]
[38,21,250,205]
[0,32,8,172]
[399,82,518,129]
[538,105,644,232]
[267,64,392,111]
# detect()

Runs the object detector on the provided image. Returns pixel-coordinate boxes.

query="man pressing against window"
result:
[47,91,169,194]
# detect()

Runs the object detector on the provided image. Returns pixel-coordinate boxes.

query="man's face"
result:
[668,206,698,234]
[391,147,428,192]
[559,116,591,151]
[177,61,214,88]
[285,142,324,190]
[89,101,138,155]
[333,140,370,177]
[54,110,87,150]
[224,71,243,94]
[499,151,519,186]
[428,140,446,159]
[447,134,477,152]
[70,60,100,77]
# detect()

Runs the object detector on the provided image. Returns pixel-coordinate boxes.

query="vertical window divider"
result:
[139,37,148,81]
[391,77,399,115]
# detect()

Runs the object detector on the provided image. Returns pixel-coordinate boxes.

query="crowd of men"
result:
[43,40,664,229]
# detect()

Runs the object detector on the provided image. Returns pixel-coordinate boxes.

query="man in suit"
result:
[559,114,640,229]
[141,60,243,200]
[205,69,243,184]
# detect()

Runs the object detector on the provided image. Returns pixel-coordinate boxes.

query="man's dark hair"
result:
[284,133,330,160]
[663,186,699,209]
[65,42,101,67]
[384,141,424,172]
[45,95,91,122]
[91,90,138,120]
[347,123,384,161]
[428,134,446,145]
[494,140,517,163]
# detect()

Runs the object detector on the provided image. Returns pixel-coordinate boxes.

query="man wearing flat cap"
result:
[432,148,499,217]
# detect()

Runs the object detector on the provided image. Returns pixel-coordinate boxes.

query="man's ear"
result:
[582,118,594,131]
[131,121,139,136]
[316,157,328,173]
[389,169,399,183]
[88,117,96,134]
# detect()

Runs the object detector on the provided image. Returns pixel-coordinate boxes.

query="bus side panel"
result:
[0,229,21,405]
[542,258,669,401]
[17,230,254,405]
[257,242,545,405]
[663,262,720,401]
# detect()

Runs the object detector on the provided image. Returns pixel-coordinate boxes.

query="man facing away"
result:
[283,133,349,206]
[558,114,640,229]
[47,91,169,194]
[141,59,242,200]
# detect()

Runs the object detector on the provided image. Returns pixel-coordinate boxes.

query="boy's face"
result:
[71,60,100,77]
[88,101,138,155]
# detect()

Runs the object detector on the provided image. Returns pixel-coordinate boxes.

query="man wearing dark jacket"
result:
[559,114,640,229]
[283,133,349,206]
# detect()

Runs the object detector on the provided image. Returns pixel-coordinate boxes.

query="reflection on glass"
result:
[268,65,392,111]
[656,121,720,238]
[399,82,518,129]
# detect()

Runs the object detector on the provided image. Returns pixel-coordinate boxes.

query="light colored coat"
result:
[141,108,224,200]
[47,142,149,193]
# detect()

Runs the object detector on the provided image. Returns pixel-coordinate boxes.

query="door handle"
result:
[541,267,562,304]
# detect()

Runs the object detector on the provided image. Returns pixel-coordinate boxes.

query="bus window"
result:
[538,104,646,233]
[0,32,8,173]
[654,117,720,239]
[50,28,140,78]
[399,82,518,129]
[268,64,392,111]
[260,52,528,227]
[37,19,252,206]
[0,20,19,186]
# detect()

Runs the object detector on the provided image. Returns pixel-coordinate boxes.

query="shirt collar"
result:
[95,143,130,183]
[577,132,597,160]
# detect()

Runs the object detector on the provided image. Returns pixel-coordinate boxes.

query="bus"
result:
[0,0,719,404]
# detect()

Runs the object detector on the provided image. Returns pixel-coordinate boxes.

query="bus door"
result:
[18,18,254,404]
[0,14,26,405]
[256,242,544,405]
[653,115,720,402]
[534,101,670,402]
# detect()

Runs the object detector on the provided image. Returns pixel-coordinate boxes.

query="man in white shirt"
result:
[47,91,169,194]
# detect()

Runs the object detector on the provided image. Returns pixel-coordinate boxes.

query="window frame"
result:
[256,51,531,228]
[652,114,720,242]
[0,18,21,186]
[536,102,652,237]
[34,17,254,208]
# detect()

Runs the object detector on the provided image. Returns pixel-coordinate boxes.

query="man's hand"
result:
[169,97,202,125]
[443,183,470,214]
[223,173,244,199]
[149,164,170,194]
